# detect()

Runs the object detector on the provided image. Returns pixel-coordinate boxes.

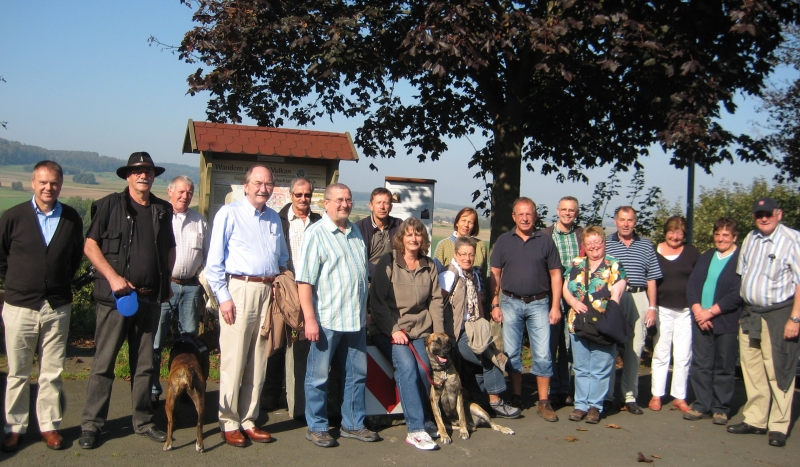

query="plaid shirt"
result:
[550,224,581,268]
[171,209,209,280]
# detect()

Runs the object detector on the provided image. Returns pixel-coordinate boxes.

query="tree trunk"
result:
[488,123,523,246]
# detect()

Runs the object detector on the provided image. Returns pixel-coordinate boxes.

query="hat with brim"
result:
[116,151,166,179]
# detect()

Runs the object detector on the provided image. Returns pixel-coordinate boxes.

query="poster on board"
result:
[209,159,328,222]
[383,177,436,239]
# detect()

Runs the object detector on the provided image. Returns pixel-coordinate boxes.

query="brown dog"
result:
[425,332,514,444]
[163,328,219,452]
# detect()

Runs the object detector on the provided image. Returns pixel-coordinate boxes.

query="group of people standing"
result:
[1,154,798,454]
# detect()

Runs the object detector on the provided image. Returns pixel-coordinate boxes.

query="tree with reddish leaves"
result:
[172,0,798,243]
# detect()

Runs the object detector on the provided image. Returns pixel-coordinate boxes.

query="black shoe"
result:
[78,430,97,449]
[768,431,786,447]
[625,402,643,415]
[727,422,767,435]
[602,400,615,413]
[137,426,167,443]
[510,394,523,409]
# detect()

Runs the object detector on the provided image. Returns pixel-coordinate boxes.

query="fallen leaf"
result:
[606,423,622,429]
[652,454,661,459]
[576,427,588,432]
[637,452,653,463]
[566,436,579,442]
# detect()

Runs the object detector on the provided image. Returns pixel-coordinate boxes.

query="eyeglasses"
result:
[584,241,604,248]
[326,198,353,205]
[455,252,476,259]
[754,211,774,219]
[293,192,312,199]
[250,181,275,189]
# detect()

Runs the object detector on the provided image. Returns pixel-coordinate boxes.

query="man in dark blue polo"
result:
[489,197,563,422]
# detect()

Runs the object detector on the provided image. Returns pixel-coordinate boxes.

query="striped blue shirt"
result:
[32,196,62,246]
[295,213,368,332]
[737,223,800,307]
[605,232,662,287]
[205,199,289,304]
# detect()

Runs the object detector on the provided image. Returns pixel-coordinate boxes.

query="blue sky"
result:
[0,1,789,214]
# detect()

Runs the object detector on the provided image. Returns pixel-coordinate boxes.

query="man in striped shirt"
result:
[605,206,662,415]
[152,176,209,405]
[729,197,800,447]
[296,183,379,448]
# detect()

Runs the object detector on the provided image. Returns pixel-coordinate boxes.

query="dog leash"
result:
[401,330,444,389]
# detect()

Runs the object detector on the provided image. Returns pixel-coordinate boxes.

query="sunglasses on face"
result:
[754,211,774,219]
[293,193,312,199]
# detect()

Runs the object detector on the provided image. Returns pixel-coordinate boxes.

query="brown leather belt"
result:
[230,274,277,284]
[502,290,548,303]
[171,276,198,285]
[627,286,646,293]
[135,287,158,300]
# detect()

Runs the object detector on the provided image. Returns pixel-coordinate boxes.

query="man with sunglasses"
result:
[80,152,176,449]
[731,197,800,447]
[205,164,289,447]
[261,177,322,411]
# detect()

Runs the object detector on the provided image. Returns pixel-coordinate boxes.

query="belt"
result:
[627,285,646,293]
[135,287,158,300]
[171,276,198,285]
[502,290,548,303]
[230,274,277,284]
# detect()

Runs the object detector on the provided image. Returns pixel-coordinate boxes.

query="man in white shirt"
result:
[152,176,209,404]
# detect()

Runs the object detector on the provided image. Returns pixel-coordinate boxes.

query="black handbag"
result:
[572,261,631,346]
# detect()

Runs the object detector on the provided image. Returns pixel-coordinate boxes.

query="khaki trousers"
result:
[607,291,647,403]
[739,318,795,434]
[3,302,71,434]
[218,279,272,432]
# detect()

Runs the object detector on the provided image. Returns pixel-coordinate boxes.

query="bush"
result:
[72,172,98,185]
[10,181,23,191]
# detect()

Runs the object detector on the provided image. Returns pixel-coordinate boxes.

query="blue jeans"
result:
[372,333,432,432]
[549,301,572,395]
[152,282,201,396]
[455,330,507,395]
[500,295,553,377]
[571,333,614,412]
[305,327,367,432]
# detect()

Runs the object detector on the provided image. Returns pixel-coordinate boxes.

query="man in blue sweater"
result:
[0,161,84,452]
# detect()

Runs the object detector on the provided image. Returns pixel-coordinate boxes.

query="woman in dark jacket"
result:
[683,217,743,426]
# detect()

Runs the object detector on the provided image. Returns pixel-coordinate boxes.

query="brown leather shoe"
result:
[1,432,23,452]
[40,431,63,450]
[585,407,601,424]
[221,430,246,447]
[537,400,559,422]
[243,427,276,444]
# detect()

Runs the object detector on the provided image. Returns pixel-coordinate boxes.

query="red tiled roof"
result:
[183,120,359,161]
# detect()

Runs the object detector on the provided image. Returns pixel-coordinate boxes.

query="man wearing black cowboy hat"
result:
[79,152,176,449]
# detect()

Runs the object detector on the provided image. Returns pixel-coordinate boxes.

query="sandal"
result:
[672,399,691,413]
[648,396,662,411]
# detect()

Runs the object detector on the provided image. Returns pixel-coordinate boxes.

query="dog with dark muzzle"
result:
[162,327,219,453]
[424,332,514,444]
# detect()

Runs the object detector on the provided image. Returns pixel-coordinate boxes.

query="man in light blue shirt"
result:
[205,165,288,447]
[296,183,378,448]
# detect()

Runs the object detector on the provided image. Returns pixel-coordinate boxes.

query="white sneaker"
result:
[406,431,439,450]
[424,421,440,439]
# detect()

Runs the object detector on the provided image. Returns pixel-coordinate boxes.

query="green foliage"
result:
[10,181,22,191]
[690,178,800,253]
[72,172,98,185]
[63,196,95,233]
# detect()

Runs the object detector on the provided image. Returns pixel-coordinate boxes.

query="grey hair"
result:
[168,175,194,191]
[290,176,313,193]
[324,183,351,199]
[243,164,273,185]
[454,236,478,252]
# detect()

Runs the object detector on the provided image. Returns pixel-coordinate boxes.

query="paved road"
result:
[1,374,798,467]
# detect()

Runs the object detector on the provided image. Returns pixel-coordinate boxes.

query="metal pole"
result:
[686,158,695,244]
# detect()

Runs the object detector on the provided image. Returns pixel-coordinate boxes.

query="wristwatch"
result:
[491,304,501,309]
[790,316,800,324]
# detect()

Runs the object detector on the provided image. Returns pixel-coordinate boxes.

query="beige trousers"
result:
[3,301,71,434]
[218,279,272,432]
[739,318,795,434]
[607,291,647,403]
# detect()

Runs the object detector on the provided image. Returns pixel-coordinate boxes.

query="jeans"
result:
[501,294,553,377]
[454,330,507,395]
[549,301,572,395]
[372,333,432,432]
[571,333,615,412]
[690,324,737,416]
[305,327,368,432]
[152,282,201,396]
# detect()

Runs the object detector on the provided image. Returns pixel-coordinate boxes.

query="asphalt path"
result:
[1,373,798,467]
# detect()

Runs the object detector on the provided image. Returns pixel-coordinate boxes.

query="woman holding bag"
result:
[563,226,627,424]
[369,217,445,451]
[439,236,519,419]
